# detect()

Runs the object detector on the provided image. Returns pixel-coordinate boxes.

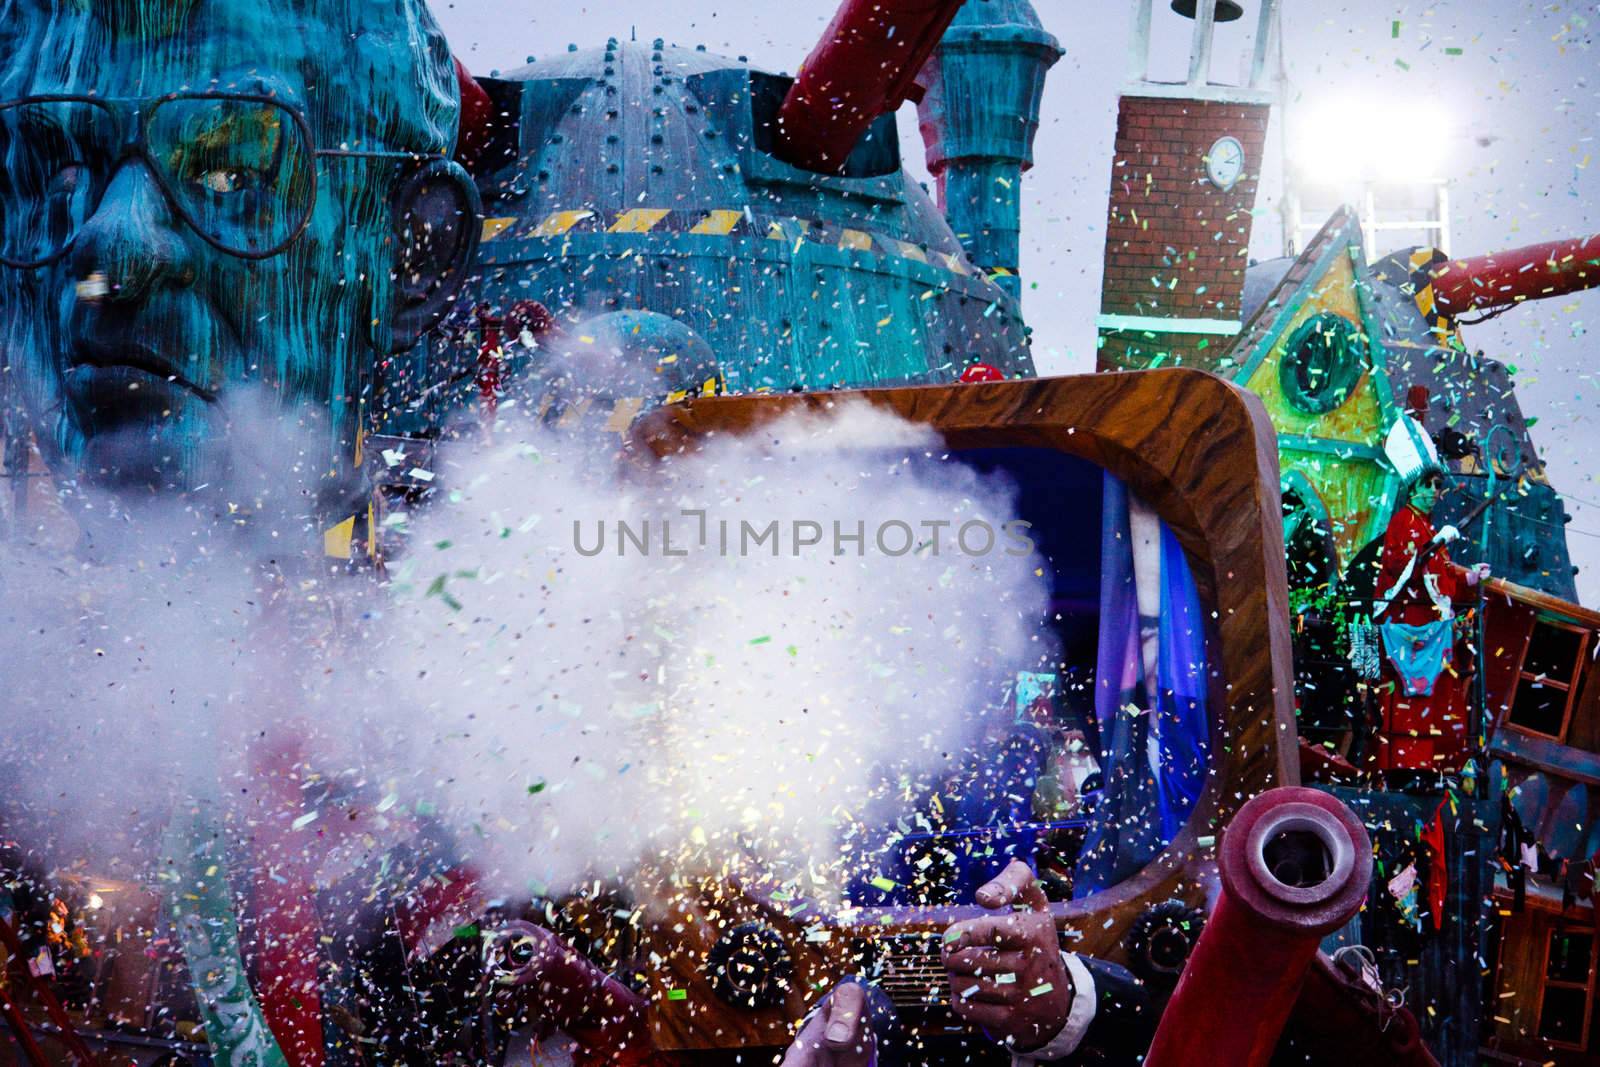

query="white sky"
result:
[433,0,1600,600]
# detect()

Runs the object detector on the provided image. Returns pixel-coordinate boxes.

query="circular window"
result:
[1279,313,1368,414]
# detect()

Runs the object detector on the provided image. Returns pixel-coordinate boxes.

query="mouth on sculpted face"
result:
[66,338,219,412]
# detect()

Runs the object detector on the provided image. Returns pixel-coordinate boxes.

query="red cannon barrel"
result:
[1144,787,1373,1067]
[773,0,966,173]
[1430,233,1600,316]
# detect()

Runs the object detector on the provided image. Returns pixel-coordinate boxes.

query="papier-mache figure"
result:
[1371,462,1491,770]
[0,0,479,511]
[0,1,484,1063]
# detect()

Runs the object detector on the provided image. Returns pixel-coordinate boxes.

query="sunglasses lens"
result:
[0,100,111,265]
[149,96,314,256]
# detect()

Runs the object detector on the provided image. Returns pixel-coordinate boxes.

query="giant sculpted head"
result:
[0,0,478,498]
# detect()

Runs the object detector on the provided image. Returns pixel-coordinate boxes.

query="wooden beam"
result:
[633,370,1297,1049]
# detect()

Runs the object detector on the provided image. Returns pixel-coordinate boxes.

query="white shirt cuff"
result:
[1011,951,1097,1065]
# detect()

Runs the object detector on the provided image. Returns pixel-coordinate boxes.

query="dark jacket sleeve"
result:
[1060,956,1153,1065]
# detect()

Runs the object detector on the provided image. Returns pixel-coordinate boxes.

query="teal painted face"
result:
[1411,476,1439,515]
[0,0,470,497]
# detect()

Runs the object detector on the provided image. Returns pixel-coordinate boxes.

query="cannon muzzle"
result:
[1144,787,1373,1067]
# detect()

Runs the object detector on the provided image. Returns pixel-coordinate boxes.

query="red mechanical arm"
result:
[1430,233,1600,316]
[773,0,966,173]
[453,58,496,173]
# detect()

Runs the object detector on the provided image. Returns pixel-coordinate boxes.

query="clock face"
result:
[1205,136,1245,191]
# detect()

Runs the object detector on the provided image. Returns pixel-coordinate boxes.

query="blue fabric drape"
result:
[1379,619,1453,696]
[1075,473,1211,896]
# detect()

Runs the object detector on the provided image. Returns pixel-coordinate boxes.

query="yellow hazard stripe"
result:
[481,216,518,242]
[896,240,928,263]
[532,210,596,237]
[603,397,645,432]
[690,209,745,235]
[608,208,672,233]
[839,229,873,252]
[510,209,980,282]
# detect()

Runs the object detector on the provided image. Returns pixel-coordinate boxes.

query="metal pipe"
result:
[1246,0,1280,89]
[1430,233,1600,316]
[773,0,966,174]
[1127,0,1155,83]
[1186,0,1217,86]
[1144,787,1373,1067]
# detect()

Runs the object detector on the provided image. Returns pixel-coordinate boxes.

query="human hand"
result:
[941,860,1072,1052]
[483,921,627,1032]
[781,980,875,1067]
[1466,562,1492,586]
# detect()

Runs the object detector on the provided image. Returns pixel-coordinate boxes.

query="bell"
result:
[1171,0,1245,21]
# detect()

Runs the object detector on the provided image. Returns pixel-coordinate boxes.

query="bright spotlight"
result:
[1291,96,1448,184]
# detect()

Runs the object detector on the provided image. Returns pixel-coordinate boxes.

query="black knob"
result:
[704,922,794,1009]
[1124,899,1205,983]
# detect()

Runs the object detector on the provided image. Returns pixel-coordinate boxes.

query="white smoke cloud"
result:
[1,397,1055,918]
[0,387,343,880]
[367,401,1055,904]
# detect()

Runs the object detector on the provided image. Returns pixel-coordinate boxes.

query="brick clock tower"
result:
[1097,0,1280,372]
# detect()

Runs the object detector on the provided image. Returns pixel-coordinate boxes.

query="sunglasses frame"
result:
[0,91,439,268]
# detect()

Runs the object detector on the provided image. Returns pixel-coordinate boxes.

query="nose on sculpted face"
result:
[70,160,194,305]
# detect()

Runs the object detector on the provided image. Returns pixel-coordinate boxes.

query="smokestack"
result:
[915,0,1062,303]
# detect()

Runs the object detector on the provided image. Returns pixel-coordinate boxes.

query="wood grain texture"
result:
[628,369,1298,1052]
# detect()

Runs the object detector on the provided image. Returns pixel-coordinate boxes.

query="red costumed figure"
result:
[1371,467,1491,771]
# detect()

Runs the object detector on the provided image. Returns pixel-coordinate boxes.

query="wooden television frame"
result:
[628,369,1298,1051]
